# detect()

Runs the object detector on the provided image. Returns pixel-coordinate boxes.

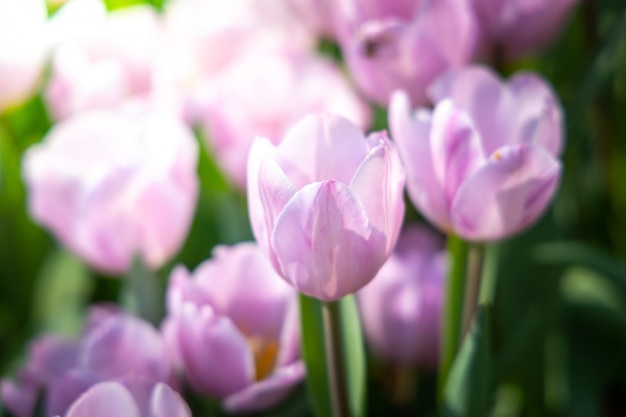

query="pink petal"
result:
[276,114,370,188]
[149,383,191,417]
[349,135,405,255]
[271,180,387,301]
[65,382,141,417]
[177,304,254,397]
[224,362,305,413]
[451,144,561,241]
[389,90,449,231]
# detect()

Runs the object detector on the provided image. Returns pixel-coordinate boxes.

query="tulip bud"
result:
[247,113,406,301]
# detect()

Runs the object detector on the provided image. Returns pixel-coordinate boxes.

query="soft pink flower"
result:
[45,5,169,120]
[22,107,198,274]
[340,0,477,106]
[198,40,370,188]
[247,114,406,301]
[165,242,303,413]
[472,0,580,59]
[358,225,446,367]
[389,66,563,241]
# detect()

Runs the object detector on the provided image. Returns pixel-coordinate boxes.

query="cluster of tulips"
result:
[0,0,585,416]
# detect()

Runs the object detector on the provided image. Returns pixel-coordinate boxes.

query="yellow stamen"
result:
[247,336,280,381]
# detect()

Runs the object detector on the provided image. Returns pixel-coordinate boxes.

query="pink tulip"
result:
[1,308,176,417]
[340,0,477,106]
[472,0,580,59]
[165,242,303,413]
[198,40,371,188]
[0,0,48,112]
[247,114,406,301]
[389,66,563,241]
[45,5,166,120]
[60,376,190,417]
[22,107,199,274]
[358,225,446,367]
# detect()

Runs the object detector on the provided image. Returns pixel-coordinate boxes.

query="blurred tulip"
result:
[0,0,48,112]
[45,5,168,120]
[247,114,406,301]
[340,0,477,106]
[60,377,190,417]
[22,107,199,274]
[358,225,446,367]
[389,66,563,241]
[198,40,370,188]
[472,0,580,59]
[1,308,176,417]
[165,242,303,413]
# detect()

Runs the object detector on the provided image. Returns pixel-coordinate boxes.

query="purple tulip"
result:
[22,107,199,274]
[247,113,406,301]
[472,0,580,59]
[1,308,176,417]
[60,376,190,417]
[339,0,477,106]
[165,242,303,413]
[358,225,446,367]
[198,40,370,188]
[389,66,563,241]
[0,0,48,112]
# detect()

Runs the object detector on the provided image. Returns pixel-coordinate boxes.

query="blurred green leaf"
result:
[122,255,163,324]
[299,294,366,417]
[443,306,493,417]
[32,249,91,335]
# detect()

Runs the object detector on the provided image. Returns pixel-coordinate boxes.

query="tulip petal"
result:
[389,91,449,230]
[46,369,101,417]
[247,138,297,265]
[350,136,405,254]
[224,362,305,413]
[430,100,484,210]
[149,383,191,417]
[276,114,370,187]
[451,144,561,241]
[177,303,255,397]
[271,180,387,301]
[65,382,141,417]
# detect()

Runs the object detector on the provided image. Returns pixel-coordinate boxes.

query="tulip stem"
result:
[0,116,17,146]
[323,301,351,417]
[479,244,499,306]
[461,243,485,338]
[438,234,469,404]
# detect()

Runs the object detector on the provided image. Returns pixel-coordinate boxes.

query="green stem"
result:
[323,301,350,417]
[438,234,469,403]
[478,244,499,306]
[0,116,17,146]
[461,244,485,338]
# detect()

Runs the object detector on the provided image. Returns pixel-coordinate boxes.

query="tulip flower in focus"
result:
[199,40,370,188]
[1,307,176,417]
[247,114,406,301]
[389,66,563,241]
[22,107,199,274]
[164,242,303,413]
[339,0,477,106]
[358,225,446,367]
[472,0,580,59]
[0,0,48,112]
[59,377,190,417]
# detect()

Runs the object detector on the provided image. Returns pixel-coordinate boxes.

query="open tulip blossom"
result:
[163,242,303,413]
[21,106,199,274]
[247,113,406,301]
[390,66,563,241]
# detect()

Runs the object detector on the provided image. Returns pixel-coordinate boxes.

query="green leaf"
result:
[122,255,163,325]
[443,305,493,417]
[32,249,91,335]
[299,294,366,417]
